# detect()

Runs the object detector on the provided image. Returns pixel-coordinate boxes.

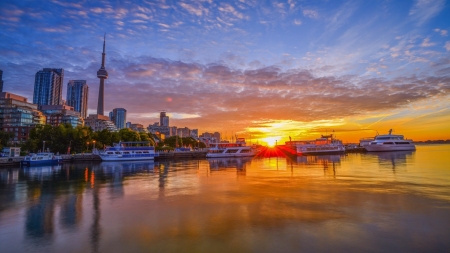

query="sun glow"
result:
[263,137,279,147]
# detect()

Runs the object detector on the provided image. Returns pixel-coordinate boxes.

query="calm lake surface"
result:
[1,144,450,253]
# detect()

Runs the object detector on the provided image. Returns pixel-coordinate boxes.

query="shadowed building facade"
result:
[66,80,89,119]
[0,69,3,92]
[0,92,46,142]
[33,68,64,106]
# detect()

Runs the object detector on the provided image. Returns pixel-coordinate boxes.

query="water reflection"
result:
[207,157,252,171]
[0,146,449,252]
[366,150,414,171]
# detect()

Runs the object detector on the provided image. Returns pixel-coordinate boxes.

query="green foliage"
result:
[0,130,14,150]
[160,136,205,148]
[19,124,157,154]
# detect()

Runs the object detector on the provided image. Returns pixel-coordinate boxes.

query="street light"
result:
[93,140,96,153]
[87,141,90,152]
[68,140,72,154]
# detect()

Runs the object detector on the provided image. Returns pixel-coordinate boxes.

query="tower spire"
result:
[97,34,108,115]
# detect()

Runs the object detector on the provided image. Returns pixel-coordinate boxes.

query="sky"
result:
[1,0,449,144]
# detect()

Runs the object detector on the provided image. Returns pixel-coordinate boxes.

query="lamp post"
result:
[93,140,96,153]
[87,141,90,152]
[42,141,46,152]
[68,140,72,154]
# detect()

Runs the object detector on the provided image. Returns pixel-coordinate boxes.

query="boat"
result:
[364,129,415,152]
[206,138,258,158]
[98,141,156,161]
[295,134,345,155]
[20,152,63,166]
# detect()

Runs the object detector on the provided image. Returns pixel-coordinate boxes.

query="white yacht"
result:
[364,129,415,152]
[206,139,258,158]
[295,134,345,155]
[99,142,156,161]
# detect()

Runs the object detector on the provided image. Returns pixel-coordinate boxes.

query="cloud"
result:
[409,0,445,25]
[179,2,207,16]
[420,38,435,47]
[445,41,450,51]
[302,9,318,19]
[293,19,302,25]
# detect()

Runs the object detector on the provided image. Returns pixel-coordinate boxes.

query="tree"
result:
[0,130,14,150]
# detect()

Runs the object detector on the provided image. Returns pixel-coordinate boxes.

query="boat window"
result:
[383,142,394,144]
[115,152,121,154]
[395,142,410,144]
[107,152,114,154]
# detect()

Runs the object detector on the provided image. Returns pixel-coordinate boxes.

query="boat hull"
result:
[296,145,345,155]
[364,144,416,152]
[21,159,62,167]
[99,155,155,161]
[206,152,256,158]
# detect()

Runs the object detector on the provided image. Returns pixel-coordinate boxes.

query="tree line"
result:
[1,124,206,154]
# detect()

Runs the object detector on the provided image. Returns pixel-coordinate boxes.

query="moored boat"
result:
[295,134,345,155]
[99,141,156,161]
[364,129,415,152]
[20,152,63,167]
[206,138,258,158]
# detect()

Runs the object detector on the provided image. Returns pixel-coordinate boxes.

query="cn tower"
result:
[96,34,108,115]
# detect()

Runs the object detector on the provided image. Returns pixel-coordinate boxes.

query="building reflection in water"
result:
[22,166,62,240]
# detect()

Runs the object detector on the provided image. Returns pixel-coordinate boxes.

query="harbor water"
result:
[1,144,449,252]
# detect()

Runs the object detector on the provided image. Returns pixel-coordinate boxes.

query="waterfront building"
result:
[33,68,64,106]
[126,122,131,128]
[110,108,127,129]
[40,104,84,127]
[85,114,117,132]
[147,122,170,136]
[66,80,88,119]
[96,34,108,116]
[130,123,147,133]
[0,69,3,92]
[213,132,221,142]
[0,92,46,143]
[160,111,169,127]
[169,126,177,137]
[191,129,198,138]
[177,127,190,137]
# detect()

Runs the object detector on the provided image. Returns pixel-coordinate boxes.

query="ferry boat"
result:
[20,152,63,166]
[295,134,345,155]
[364,129,415,152]
[206,138,258,158]
[99,141,156,161]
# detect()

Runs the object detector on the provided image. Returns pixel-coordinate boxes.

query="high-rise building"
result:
[33,68,64,106]
[0,92,46,143]
[66,80,89,119]
[0,69,4,92]
[191,129,198,138]
[160,111,169,127]
[110,108,127,129]
[213,132,221,142]
[96,34,108,115]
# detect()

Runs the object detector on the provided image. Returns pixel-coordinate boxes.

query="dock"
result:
[156,150,207,159]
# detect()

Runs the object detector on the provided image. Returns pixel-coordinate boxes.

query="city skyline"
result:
[1,0,449,143]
